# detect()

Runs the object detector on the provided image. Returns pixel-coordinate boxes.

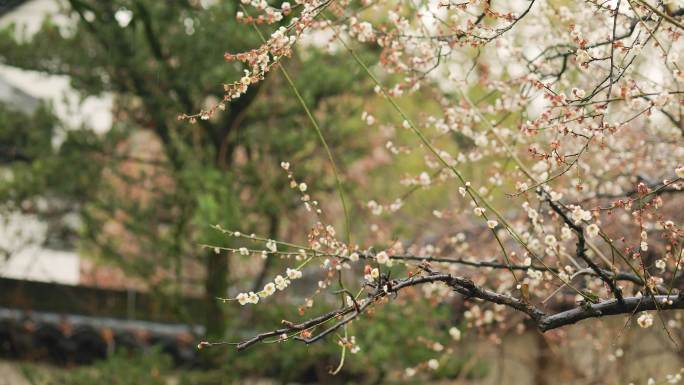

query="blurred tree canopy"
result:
[0,0,372,348]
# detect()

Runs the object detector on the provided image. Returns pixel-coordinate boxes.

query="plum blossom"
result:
[286,268,303,280]
[570,206,592,224]
[449,327,461,341]
[637,313,654,328]
[418,172,431,187]
[274,275,290,290]
[260,283,276,297]
[676,166,684,179]
[376,251,389,264]
[586,224,600,238]
[236,291,260,305]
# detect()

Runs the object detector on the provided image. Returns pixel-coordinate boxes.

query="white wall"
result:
[0,247,80,284]
[0,212,80,284]
[0,0,110,285]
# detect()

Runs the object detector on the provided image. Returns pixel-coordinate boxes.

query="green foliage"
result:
[0,104,100,204]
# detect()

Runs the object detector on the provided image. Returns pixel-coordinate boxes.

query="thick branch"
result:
[539,294,684,331]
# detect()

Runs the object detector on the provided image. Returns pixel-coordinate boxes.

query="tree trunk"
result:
[204,250,228,339]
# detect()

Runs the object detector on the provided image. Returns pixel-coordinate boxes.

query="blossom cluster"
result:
[236,267,304,305]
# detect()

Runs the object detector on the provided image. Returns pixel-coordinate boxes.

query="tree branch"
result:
[232,269,680,351]
[539,294,684,331]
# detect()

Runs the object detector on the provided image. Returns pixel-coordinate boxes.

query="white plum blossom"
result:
[248,292,259,304]
[561,226,573,241]
[236,291,260,306]
[576,49,591,64]
[549,191,563,201]
[353,20,375,42]
[418,172,431,186]
[376,251,389,264]
[286,268,303,280]
[586,224,600,238]
[676,166,684,178]
[544,235,557,247]
[449,327,461,341]
[260,283,276,297]
[474,134,488,147]
[572,87,586,98]
[637,313,654,328]
[571,206,592,224]
[364,267,380,282]
[236,292,249,305]
[274,275,290,290]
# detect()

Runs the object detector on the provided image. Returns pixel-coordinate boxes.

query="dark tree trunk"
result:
[204,250,228,339]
